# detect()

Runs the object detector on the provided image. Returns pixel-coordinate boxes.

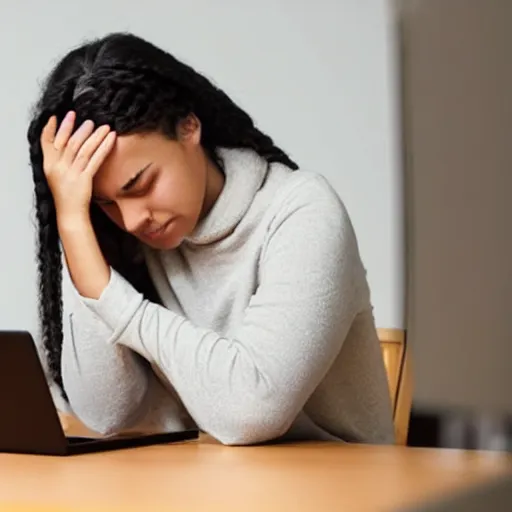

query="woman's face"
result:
[92,116,223,250]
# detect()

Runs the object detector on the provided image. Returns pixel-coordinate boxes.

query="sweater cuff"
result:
[80,268,145,339]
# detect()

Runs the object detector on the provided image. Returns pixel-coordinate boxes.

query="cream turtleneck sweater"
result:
[57,147,395,445]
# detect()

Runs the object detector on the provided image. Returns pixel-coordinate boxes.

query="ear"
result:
[177,114,201,146]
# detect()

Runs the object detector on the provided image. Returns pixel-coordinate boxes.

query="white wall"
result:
[0,0,404,334]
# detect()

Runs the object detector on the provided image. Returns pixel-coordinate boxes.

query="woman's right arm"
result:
[37,113,149,435]
[60,259,152,435]
[41,113,188,436]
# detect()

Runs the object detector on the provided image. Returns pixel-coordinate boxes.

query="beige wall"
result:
[401,0,512,414]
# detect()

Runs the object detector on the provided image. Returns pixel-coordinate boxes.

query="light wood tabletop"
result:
[0,434,511,512]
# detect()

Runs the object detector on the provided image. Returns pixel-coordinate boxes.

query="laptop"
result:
[0,330,199,455]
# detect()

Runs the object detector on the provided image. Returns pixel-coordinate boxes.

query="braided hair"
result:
[27,32,298,397]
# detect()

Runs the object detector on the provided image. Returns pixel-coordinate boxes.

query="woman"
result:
[27,32,394,445]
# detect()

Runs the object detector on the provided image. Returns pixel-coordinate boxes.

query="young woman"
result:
[27,32,395,445]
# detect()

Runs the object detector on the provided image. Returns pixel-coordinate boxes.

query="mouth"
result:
[142,219,173,240]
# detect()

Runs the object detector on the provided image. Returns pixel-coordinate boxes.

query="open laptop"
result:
[0,330,198,456]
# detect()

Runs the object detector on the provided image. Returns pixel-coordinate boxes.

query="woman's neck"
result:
[200,152,225,221]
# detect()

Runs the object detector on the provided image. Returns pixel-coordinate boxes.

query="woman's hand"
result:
[40,111,116,222]
[40,111,116,299]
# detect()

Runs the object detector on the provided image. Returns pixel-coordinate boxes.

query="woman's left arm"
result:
[80,179,363,445]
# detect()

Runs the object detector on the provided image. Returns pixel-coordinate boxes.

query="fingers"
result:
[40,111,78,176]
[40,116,57,149]
[61,119,96,166]
[39,111,115,178]
[40,116,58,176]
[72,125,112,173]
[53,111,76,151]
[83,131,117,178]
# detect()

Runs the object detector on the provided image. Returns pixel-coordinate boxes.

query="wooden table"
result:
[1,433,511,512]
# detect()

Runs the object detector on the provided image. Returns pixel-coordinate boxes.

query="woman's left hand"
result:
[40,111,117,222]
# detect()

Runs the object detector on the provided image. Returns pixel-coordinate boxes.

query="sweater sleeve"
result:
[80,177,363,445]
[59,260,153,435]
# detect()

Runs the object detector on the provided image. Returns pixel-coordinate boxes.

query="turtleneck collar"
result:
[184,147,269,246]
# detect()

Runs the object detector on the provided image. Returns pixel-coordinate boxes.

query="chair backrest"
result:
[377,328,413,445]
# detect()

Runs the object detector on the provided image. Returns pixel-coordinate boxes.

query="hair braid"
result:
[29,117,66,395]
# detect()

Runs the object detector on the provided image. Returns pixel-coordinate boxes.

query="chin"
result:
[138,217,193,250]
[162,237,184,250]
[145,227,187,250]
[144,236,182,251]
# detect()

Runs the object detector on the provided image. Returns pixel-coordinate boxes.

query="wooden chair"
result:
[378,328,413,445]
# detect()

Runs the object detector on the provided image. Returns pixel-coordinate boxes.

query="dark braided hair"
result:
[27,32,298,397]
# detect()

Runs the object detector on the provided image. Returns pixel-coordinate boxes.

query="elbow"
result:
[216,419,291,447]
[78,412,135,437]
[65,399,145,437]
[68,397,148,437]
[207,403,294,446]
[62,377,149,437]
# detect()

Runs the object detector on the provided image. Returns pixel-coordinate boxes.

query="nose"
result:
[118,201,150,235]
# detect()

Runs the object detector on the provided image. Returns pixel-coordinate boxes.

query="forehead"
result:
[93,132,161,195]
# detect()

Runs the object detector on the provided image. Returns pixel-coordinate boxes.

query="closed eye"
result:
[130,175,156,197]
[92,169,157,205]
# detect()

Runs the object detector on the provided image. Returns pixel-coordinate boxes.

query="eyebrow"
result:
[92,162,153,203]
[120,162,153,192]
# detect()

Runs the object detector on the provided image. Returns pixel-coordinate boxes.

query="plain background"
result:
[0,0,404,336]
